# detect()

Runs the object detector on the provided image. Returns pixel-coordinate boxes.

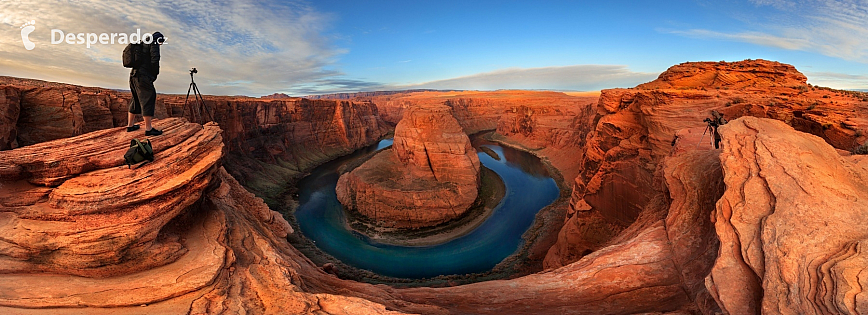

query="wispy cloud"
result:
[804,71,868,89]
[398,65,657,91]
[671,29,812,51]
[0,0,344,96]
[671,0,868,63]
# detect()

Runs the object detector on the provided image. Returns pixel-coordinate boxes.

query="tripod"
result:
[696,119,720,149]
[184,68,212,123]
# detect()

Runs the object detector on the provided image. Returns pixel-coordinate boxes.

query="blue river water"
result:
[294,138,559,279]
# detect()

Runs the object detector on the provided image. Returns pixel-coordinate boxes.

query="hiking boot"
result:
[145,128,163,136]
[126,124,140,132]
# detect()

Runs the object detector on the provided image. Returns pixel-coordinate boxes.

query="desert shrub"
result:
[807,101,819,110]
[731,97,745,104]
[855,141,868,155]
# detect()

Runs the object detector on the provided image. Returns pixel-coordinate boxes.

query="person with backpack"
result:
[124,31,165,136]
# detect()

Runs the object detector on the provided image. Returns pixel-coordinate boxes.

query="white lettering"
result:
[45,28,159,48]
[51,29,63,44]
[130,29,140,43]
[86,33,97,48]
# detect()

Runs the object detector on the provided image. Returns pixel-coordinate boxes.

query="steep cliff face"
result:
[336,105,480,228]
[157,95,391,198]
[0,86,20,150]
[545,59,868,268]
[0,76,165,149]
[0,77,390,201]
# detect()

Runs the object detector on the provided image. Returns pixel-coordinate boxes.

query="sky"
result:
[1,0,867,96]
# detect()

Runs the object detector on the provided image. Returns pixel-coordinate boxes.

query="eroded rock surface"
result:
[336,105,481,228]
[545,59,868,268]
[0,118,223,277]
[708,117,868,314]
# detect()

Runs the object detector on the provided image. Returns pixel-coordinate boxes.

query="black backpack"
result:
[122,42,145,68]
[124,139,154,168]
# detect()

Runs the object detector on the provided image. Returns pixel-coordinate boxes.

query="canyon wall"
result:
[156,95,391,198]
[361,90,599,183]
[0,77,391,200]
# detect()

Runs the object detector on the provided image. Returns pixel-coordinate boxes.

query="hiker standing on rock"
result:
[125,31,165,136]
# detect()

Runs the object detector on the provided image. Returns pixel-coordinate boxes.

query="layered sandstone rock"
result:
[708,117,868,314]
[545,59,868,268]
[336,105,481,228]
[0,76,159,148]
[0,120,421,314]
[0,76,390,202]
[0,118,223,276]
[157,95,391,199]
[359,90,598,185]
[2,60,867,314]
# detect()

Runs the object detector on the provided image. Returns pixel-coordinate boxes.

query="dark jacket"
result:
[132,43,160,80]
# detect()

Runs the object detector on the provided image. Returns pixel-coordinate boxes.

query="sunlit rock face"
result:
[544,59,868,268]
[336,104,481,228]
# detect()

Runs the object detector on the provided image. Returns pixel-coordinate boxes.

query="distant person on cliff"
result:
[710,110,727,149]
[125,31,165,136]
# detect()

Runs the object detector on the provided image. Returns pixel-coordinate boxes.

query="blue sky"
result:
[1,0,866,95]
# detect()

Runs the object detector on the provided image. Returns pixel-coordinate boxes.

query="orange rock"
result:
[546,59,868,269]
[0,118,223,276]
[708,117,868,314]
[336,105,481,228]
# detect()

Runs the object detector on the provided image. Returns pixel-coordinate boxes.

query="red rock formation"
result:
[0,118,223,276]
[708,117,868,314]
[545,59,868,268]
[0,76,160,148]
[0,76,390,201]
[157,95,391,198]
[2,60,867,314]
[362,90,599,183]
[336,104,481,228]
[0,121,421,314]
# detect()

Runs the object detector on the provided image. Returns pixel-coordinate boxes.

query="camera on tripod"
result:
[184,67,211,123]
[703,117,718,127]
[697,110,727,149]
